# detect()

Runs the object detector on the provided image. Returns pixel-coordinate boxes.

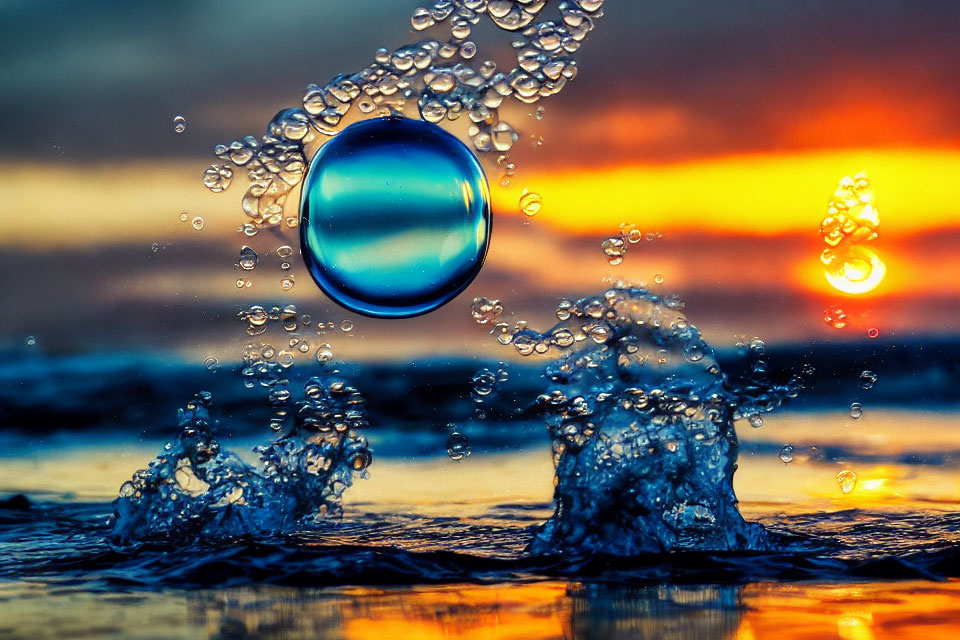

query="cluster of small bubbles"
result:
[238,246,258,271]
[151,242,161,253]
[112,384,372,542]
[239,304,309,337]
[849,402,863,419]
[867,327,880,339]
[497,154,516,187]
[280,275,295,291]
[25,335,37,348]
[202,164,233,193]
[191,216,205,231]
[470,296,504,324]
[531,135,543,147]
[859,370,877,390]
[515,285,812,555]
[823,306,848,329]
[619,222,643,244]
[446,427,471,461]
[778,444,795,464]
[469,363,509,404]
[173,115,186,133]
[236,278,251,288]
[837,469,858,494]
[820,172,886,294]
[208,0,604,232]
[204,356,221,372]
[519,189,542,216]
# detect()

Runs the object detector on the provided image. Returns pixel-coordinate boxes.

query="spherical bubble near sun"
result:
[300,117,491,318]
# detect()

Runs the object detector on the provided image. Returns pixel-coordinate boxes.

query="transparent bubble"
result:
[849,402,863,419]
[837,469,858,494]
[315,344,334,364]
[280,276,295,291]
[748,414,763,428]
[519,189,542,217]
[601,237,626,265]
[778,444,794,464]
[867,327,880,339]
[859,370,877,390]
[276,245,294,259]
[340,320,354,333]
[300,118,491,317]
[151,242,160,253]
[25,335,36,348]
[173,115,186,133]
[238,246,258,271]
[653,273,664,285]
[533,105,545,120]
[179,212,189,223]
[191,216,204,231]
[236,278,249,288]
[446,430,471,461]
[204,356,220,372]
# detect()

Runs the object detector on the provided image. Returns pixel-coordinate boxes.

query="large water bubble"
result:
[300,117,490,317]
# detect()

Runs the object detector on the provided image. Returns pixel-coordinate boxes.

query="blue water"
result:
[300,117,491,317]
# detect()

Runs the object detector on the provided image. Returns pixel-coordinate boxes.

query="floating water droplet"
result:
[191,216,204,231]
[849,402,863,419]
[859,370,877,390]
[204,356,220,372]
[823,306,848,329]
[867,327,880,339]
[315,344,333,364]
[601,237,626,265]
[300,117,490,318]
[519,189,542,217]
[238,246,258,271]
[280,275,295,291]
[173,115,186,133]
[748,414,763,428]
[837,469,858,494]
[533,105,545,120]
[446,429,471,461]
[778,444,794,464]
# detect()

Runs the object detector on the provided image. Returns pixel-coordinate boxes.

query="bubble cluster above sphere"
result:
[300,117,491,318]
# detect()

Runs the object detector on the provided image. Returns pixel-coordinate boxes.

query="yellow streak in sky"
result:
[496,148,960,236]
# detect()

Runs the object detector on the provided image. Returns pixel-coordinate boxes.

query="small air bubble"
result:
[778,444,794,463]
[837,469,857,494]
[173,115,186,133]
[849,402,863,419]
[859,370,877,390]
[191,216,204,231]
[446,430,471,461]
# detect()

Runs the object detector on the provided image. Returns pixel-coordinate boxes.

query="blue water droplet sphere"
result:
[300,116,491,318]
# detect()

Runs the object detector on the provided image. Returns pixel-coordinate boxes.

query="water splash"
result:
[112,382,371,544]
[474,285,809,555]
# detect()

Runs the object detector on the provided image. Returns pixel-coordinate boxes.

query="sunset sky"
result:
[1,0,958,356]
